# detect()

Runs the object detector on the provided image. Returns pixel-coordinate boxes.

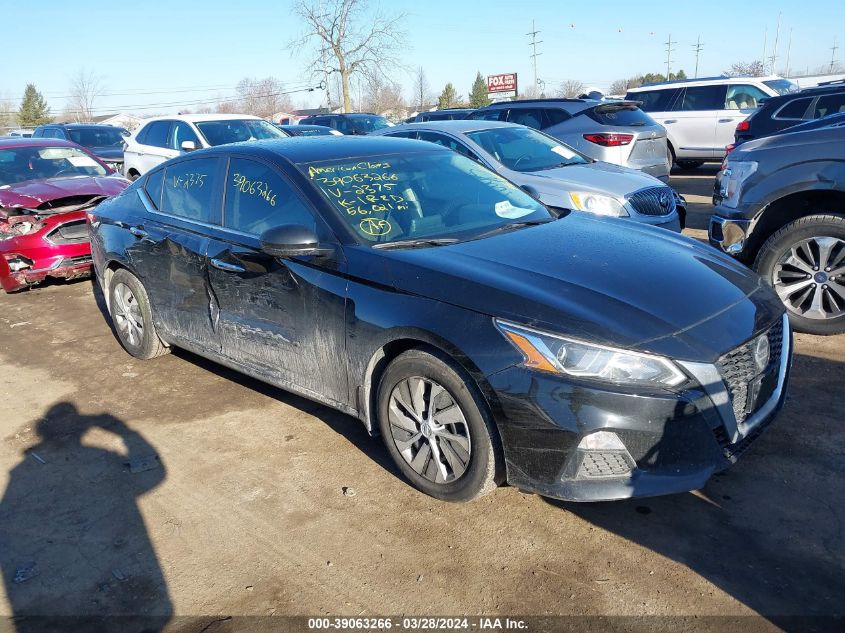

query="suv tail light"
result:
[736,120,750,132]
[583,133,634,147]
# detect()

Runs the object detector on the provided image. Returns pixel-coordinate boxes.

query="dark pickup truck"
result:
[710,125,845,335]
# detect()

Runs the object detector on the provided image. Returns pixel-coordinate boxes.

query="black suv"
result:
[710,125,845,334]
[32,123,127,172]
[298,113,390,135]
[734,81,845,148]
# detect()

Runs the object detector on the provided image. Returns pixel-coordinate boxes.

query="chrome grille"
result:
[627,186,676,216]
[715,319,784,425]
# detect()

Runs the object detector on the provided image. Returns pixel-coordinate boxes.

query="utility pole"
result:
[664,33,675,79]
[319,0,332,110]
[785,28,793,77]
[769,12,781,75]
[831,37,840,73]
[691,35,704,78]
[527,20,542,95]
[762,27,767,71]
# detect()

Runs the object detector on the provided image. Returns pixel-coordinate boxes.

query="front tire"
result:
[108,268,169,359]
[754,214,845,335]
[377,349,503,502]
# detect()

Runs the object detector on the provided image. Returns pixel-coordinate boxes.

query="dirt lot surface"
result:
[0,166,842,631]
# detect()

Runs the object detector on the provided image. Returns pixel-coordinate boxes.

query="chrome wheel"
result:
[113,282,144,346]
[387,377,471,484]
[774,236,845,320]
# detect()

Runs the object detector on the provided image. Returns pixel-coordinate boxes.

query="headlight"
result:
[719,160,757,208]
[495,319,686,388]
[569,192,629,217]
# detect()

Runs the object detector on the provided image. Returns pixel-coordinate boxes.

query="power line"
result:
[664,33,675,78]
[691,35,704,78]
[527,20,543,94]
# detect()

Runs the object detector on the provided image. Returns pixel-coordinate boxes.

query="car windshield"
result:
[0,146,108,185]
[67,127,125,147]
[350,115,390,133]
[763,79,800,95]
[299,151,552,245]
[195,119,286,146]
[465,126,588,172]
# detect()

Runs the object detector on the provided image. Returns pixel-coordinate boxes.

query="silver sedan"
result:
[374,120,684,232]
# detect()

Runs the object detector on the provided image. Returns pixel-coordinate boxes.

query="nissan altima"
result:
[89,137,792,502]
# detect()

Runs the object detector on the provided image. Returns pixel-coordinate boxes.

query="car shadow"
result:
[0,402,171,632]
[544,349,845,627]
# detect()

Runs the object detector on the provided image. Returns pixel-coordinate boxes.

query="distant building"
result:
[788,73,845,88]
[92,112,144,131]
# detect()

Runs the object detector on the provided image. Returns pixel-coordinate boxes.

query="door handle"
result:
[129,226,148,238]
[210,258,246,273]
[718,118,736,123]
[663,119,677,124]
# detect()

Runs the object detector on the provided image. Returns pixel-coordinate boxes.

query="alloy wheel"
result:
[113,282,144,346]
[387,376,471,484]
[774,236,845,320]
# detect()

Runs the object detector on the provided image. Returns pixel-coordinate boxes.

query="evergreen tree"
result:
[437,83,461,109]
[468,72,491,108]
[18,84,51,127]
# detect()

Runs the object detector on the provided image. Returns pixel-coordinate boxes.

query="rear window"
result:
[585,104,656,126]
[625,88,681,112]
[813,93,845,119]
[775,97,813,120]
[466,109,505,122]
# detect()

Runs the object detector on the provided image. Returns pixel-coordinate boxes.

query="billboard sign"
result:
[487,73,517,98]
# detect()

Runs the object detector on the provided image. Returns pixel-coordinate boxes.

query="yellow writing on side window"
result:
[171,173,206,190]
[232,173,277,207]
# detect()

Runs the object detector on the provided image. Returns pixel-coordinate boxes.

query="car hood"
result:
[518,161,665,196]
[346,214,783,362]
[0,176,129,213]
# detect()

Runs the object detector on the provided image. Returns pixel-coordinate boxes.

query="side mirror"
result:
[181,140,197,152]
[259,225,333,258]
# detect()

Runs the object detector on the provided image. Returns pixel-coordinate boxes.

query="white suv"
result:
[626,76,798,168]
[123,113,288,179]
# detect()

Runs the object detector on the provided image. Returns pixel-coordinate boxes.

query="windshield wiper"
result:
[372,237,460,250]
[473,218,555,239]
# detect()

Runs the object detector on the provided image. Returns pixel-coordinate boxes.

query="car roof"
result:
[302,112,382,118]
[387,120,518,134]
[0,137,80,149]
[628,75,784,90]
[37,123,123,129]
[199,136,446,164]
[139,113,264,123]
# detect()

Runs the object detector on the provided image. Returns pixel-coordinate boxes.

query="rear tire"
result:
[754,213,845,335]
[377,349,503,502]
[108,268,169,359]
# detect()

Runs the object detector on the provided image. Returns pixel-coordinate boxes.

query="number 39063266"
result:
[233,173,277,207]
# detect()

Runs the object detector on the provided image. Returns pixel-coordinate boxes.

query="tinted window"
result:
[506,108,546,130]
[673,85,727,111]
[144,169,164,209]
[385,131,417,139]
[775,97,812,120]
[32,128,44,138]
[68,127,124,147]
[466,109,504,122]
[626,88,681,112]
[814,93,845,118]
[161,157,219,223]
[544,108,570,126]
[725,84,769,109]
[349,115,390,133]
[144,121,172,148]
[224,158,316,235]
[587,104,656,126]
[415,131,481,161]
[308,117,329,127]
[171,121,200,150]
[135,124,150,144]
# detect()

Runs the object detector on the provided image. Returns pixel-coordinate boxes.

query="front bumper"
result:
[709,214,753,257]
[486,314,792,502]
[0,253,92,292]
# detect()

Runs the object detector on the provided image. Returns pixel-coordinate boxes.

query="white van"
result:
[626,76,798,168]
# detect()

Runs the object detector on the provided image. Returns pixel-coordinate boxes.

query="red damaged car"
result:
[0,138,128,292]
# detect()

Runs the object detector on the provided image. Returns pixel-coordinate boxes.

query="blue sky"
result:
[3,0,843,114]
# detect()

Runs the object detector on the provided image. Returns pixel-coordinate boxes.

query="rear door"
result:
[716,83,771,155]
[666,84,727,159]
[135,156,224,353]
[205,155,349,404]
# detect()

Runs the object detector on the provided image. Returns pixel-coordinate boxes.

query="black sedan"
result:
[89,137,792,502]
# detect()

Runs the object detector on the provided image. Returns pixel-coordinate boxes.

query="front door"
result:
[666,84,727,159]
[205,156,349,406]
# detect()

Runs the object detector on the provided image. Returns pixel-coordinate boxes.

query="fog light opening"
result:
[575,432,636,479]
[4,254,34,272]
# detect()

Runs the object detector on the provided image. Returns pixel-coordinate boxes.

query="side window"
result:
[466,109,504,121]
[144,169,164,209]
[144,121,172,148]
[813,93,845,118]
[171,121,200,150]
[334,118,351,133]
[32,128,43,138]
[775,97,813,120]
[725,84,769,109]
[626,89,681,112]
[385,131,417,139]
[543,108,570,126]
[224,158,316,236]
[506,108,545,130]
[673,85,727,111]
[135,124,150,145]
[416,131,481,161]
[54,129,68,139]
[161,157,220,223]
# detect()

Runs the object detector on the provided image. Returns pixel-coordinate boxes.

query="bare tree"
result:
[724,61,766,77]
[609,76,642,95]
[413,66,431,109]
[235,77,294,117]
[67,69,104,122]
[558,79,585,98]
[292,0,406,112]
[362,75,406,118]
